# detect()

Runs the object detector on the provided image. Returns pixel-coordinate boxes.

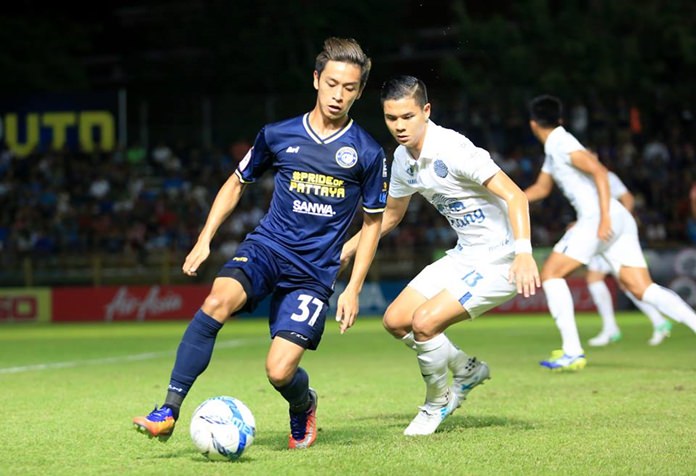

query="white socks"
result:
[624,290,667,329]
[413,333,450,405]
[401,332,417,351]
[588,280,620,335]
[543,278,584,356]
[642,283,696,332]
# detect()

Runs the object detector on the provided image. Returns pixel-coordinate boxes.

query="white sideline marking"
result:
[0,338,249,375]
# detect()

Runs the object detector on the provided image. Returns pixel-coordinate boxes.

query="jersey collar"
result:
[303,113,354,144]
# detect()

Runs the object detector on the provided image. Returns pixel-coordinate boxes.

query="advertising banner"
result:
[52,285,208,322]
[0,91,120,157]
[0,288,51,323]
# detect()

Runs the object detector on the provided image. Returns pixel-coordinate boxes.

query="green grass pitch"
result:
[1,313,695,475]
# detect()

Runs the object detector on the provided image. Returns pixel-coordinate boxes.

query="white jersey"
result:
[541,126,620,219]
[608,171,628,199]
[389,121,513,261]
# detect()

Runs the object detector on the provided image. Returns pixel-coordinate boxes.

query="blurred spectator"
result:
[569,98,589,142]
[688,179,696,244]
[2,93,695,284]
[642,133,670,164]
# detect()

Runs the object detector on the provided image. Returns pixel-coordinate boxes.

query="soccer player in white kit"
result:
[585,171,673,347]
[525,95,696,371]
[342,75,540,436]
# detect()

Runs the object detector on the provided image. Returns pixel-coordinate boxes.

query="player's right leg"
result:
[624,291,671,345]
[587,277,622,346]
[133,276,247,440]
[601,214,696,336]
[539,251,586,370]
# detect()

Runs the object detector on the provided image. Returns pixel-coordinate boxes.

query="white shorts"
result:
[587,254,612,274]
[554,202,647,274]
[407,253,517,319]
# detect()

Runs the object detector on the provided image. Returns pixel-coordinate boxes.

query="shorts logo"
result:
[232,256,248,262]
[434,159,448,178]
[335,146,358,168]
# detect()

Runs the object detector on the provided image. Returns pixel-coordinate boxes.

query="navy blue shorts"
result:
[218,240,331,350]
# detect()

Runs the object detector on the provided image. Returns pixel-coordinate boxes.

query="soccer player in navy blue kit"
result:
[133,37,388,450]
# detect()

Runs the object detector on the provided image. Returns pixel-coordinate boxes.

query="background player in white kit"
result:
[342,75,540,436]
[585,170,673,347]
[525,94,696,371]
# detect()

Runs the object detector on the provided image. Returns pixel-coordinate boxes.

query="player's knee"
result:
[202,293,237,319]
[383,305,410,337]
[265,363,293,387]
[622,282,647,300]
[411,308,437,340]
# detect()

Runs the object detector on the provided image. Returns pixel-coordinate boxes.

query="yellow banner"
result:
[0,288,51,323]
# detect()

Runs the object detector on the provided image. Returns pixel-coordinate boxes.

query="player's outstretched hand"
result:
[335,289,359,334]
[182,242,211,276]
[509,253,541,298]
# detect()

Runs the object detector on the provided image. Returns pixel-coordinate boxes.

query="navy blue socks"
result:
[273,367,310,413]
[164,309,223,417]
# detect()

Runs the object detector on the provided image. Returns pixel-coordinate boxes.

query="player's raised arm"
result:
[485,171,541,297]
[182,173,247,276]
[523,170,554,203]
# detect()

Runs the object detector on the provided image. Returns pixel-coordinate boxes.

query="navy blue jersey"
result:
[235,113,388,290]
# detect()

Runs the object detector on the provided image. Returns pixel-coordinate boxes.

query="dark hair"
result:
[315,37,372,91]
[529,94,563,128]
[380,75,428,107]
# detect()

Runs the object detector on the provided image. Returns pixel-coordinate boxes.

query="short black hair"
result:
[380,75,428,107]
[315,37,372,92]
[529,94,563,128]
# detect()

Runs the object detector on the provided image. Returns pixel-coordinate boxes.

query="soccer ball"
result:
[189,396,256,461]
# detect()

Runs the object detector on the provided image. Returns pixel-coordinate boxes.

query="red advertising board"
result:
[489,277,615,313]
[52,285,209,322]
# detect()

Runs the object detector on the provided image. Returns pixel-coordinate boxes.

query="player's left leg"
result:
[618,266,696,334]
[623,290,672,345]
[267,286,329,449]
[266,336,318,449]
[403,290,469,436]
[539,252,587,370]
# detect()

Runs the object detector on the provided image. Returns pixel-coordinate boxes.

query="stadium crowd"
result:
[1,97,695,272]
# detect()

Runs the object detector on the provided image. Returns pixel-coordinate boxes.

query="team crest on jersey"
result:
[335,146,358,168]
[434,159,448,178]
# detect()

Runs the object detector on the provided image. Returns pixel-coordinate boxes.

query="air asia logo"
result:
[293,200,335,217]
[104,286,183,321]
[335,146,358,168]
